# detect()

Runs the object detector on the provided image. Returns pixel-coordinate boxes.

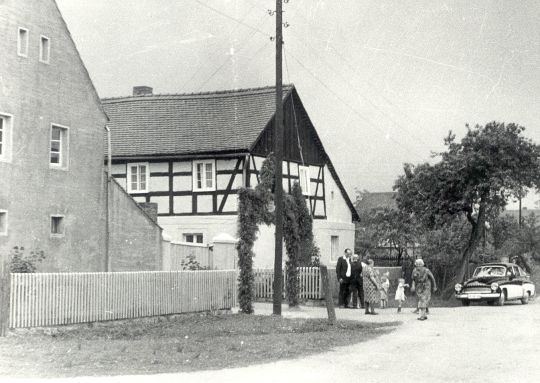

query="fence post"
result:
[319,265,336,325]
[0,261,11,336]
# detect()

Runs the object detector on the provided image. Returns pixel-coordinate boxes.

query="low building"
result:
[102,85,359,267]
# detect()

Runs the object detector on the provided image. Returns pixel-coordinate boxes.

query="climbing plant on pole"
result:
[237,154,319,312]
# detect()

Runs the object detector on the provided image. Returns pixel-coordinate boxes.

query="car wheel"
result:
[496,291,506,306]
[521,292,530,305]
[461,300,470,306]
[487,300,495,306]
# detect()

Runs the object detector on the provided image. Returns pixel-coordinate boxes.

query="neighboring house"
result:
[102,85,359,267]
[0,0,162,271]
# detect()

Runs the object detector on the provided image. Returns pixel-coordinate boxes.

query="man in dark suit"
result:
[350,254,364,309]
[336,248,353,308]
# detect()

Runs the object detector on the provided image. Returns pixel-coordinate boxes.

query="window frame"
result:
[49,123,69,170]
[298,165,311,196]
[126,162,150,193]
[39,35,50,64]
[50,215,65,237]
[0,113,13,163]
[183,233,204,244]
[0,210,8,236]
[192,159,216,192]
[17,27,29,57]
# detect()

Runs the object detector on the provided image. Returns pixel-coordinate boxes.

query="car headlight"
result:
[455,283,462,292]
[491,282,499,291]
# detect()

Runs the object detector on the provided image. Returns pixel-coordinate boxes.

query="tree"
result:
[395,122,540,285]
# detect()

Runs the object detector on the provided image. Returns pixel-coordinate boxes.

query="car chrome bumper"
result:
[455,293,500,300]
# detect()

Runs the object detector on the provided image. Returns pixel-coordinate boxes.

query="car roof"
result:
[476,263,517,268]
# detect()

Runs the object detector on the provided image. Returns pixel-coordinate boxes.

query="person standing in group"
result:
[362,259,381,315]
[336,248,352,308]
[395,277,409,313]
[350,254,363,309]
[380,271,390,309]
[411,259,437,320]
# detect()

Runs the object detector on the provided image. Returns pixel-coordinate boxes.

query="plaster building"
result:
[0,0,162,271]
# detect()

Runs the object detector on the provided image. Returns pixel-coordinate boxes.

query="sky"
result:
[56,0,540,208]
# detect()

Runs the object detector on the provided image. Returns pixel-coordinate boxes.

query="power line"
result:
[284,48,426,162]
[194,0,271,38]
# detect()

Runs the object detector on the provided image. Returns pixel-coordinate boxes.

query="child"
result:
[380,272,390,309]
[395,277,409,313]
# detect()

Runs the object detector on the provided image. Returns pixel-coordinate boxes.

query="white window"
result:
[183,233,203,244]
[0,210,8,236]
[39,35,50,63]
[298,165,311,196]
[17,27,29,57]
[50,215,65,237]
[193,160,215,191]
[0,113,13,162]
[330,235,339,262]
[49,124,69,169]
[127,162,149,193]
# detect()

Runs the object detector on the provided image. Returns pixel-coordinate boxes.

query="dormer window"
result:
[17,27,29,57]
[39,35,50,63]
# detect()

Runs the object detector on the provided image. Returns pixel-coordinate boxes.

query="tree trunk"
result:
[456,205,487,283]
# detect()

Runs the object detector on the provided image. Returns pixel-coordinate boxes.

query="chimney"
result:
[133,86,153,96]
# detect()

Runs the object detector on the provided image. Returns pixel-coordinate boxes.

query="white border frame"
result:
[0,112,14,163]
[39,35,50,64]
[126,162,150,193]
[0,210,8,236]
[17,27,29,57]
[49,123,70,170]
[192,159,216,192]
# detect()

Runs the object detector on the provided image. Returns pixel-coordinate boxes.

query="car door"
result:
[506,266,523,299]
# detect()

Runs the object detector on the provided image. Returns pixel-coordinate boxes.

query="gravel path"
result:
[5,300,539,383]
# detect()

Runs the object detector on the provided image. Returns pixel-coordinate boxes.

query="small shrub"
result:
[180,254,209,271]
[9,246,45,273]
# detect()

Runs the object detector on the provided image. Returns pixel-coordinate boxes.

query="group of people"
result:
[336,249,437,321]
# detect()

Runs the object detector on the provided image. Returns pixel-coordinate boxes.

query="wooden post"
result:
[272,0,284,316]
[0,261,11,336]
[319,265,336,325]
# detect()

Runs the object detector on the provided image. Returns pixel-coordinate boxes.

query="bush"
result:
[180,253,209,271]
[9,246,45,273]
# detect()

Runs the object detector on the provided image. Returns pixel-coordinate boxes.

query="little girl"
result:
[394,277,409,313]
[380,272,390,309]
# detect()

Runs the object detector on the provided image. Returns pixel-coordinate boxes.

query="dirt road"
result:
[6,300,540,383]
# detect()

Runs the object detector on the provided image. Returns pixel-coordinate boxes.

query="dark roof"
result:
[102,85,293,158]
[356,192,397,212]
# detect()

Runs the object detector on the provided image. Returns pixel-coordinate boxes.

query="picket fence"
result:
[8,270,236,329]
[254,267,323,300]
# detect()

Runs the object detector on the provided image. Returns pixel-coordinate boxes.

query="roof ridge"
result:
[101,83,295,102]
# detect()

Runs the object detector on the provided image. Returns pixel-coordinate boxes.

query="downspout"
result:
[104,125,112,272]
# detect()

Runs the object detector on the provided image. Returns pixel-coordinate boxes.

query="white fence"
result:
[254,267,323,300]
[8,270,236,329]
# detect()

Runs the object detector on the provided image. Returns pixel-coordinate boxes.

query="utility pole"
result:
[273,0,284,316]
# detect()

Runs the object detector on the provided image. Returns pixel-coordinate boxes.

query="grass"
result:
[0,313,399,378]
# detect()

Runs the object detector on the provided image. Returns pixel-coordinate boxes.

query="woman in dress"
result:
[362,259,381,315]
[411,259,437,321]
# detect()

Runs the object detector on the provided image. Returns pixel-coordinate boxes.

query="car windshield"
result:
[473,266,506,277]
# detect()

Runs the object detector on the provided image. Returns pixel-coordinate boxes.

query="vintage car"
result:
[455,263,536,306]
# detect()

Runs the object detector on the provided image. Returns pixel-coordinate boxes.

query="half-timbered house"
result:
[102,85,359,267]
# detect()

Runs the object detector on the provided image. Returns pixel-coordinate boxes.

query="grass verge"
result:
[0,313,399,378]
